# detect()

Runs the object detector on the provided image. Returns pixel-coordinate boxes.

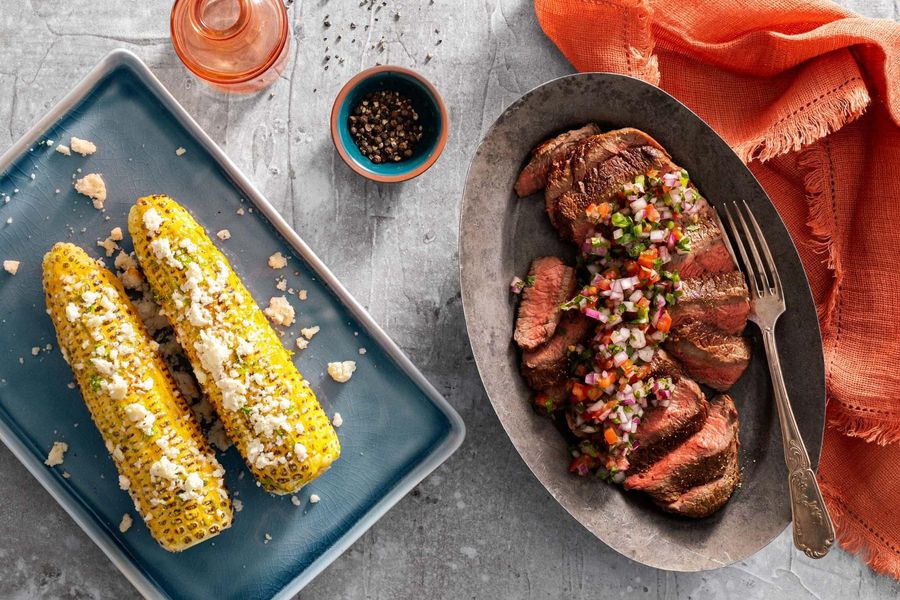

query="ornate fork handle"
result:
[762,328,835,558]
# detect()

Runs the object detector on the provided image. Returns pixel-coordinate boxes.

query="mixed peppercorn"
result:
[528,169,704,482]
[348,89,423,164]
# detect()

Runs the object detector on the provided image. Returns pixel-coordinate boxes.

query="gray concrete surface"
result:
[0,1,898,598]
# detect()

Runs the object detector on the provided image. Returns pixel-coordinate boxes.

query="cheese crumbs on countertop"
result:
[119,513,133,533]
[327,361,356,383]
[216,229,231,240]
[55,144,71,156]
[267,252,287,269]
[44,441,68,467]
[74,173,107,209]
[263,296,295,326]
[3,260,19,275]
[70,137,97,156]
[300,325,319,340]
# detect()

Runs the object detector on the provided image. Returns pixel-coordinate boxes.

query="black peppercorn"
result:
[348,90,424,164]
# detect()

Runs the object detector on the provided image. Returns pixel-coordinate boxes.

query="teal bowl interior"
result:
[335,71,444,178]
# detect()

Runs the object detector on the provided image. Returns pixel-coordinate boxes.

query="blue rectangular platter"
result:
[0,49,464,600]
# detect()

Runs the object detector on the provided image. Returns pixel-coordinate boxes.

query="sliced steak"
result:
[670,271,750,335]
[624,395,738,502]
[514,123,601,197]
[648,348,684,379]
[665,218,735,279]
[657,438,741,518]
[514,256,577,350]
[521,312,593,390]
[628,377,708,471]
[664,322,752,391]
[544,128,710,243]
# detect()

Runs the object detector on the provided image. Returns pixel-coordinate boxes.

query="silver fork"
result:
[719,200,835,559]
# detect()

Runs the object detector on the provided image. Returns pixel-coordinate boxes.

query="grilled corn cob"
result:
[42,243,232,551]
[128,195,340,494]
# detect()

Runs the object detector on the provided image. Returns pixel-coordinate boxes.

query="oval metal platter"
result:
[459,72,826,571]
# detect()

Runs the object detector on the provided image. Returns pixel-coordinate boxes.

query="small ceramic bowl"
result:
[331,65,448,183]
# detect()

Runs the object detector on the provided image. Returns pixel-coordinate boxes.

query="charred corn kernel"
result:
[42,243,232,552]
[129,195,340,494]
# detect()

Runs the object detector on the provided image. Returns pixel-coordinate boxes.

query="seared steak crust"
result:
[658,434,741,518]
[664,323,752,391]
[514,123,602,197]
[670,271,750,335]
[665,218,735,279]
[521,312,593,390]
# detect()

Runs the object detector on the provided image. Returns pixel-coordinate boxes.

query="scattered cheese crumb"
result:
[295,337,309,351]
[119,513,133,533]
[300,325,319,340]
[175,147,186,156]
[264,533,272,543]
[309,494,321,504]
[118,475,131,491]
[74,173,107,209]
[297,289,308,300]
[62,471,70,479]
[3,260,20,275]
[70,137,97,156]
[236,207,245,216]
[358,347,367,355]
[290,495,301,506]
[216,229,231,240]
[142,208,163,234]
[327,361,357,383]
[44,441,68,467]
[31,347,40,356]
[263,296,295,326]
[55,144,71,156]
[332,412,343,428]
[267,252,287,269]
[97,236,118,257]
[275,277,287,291]
[110,227,123,241]
[233,499,244,512]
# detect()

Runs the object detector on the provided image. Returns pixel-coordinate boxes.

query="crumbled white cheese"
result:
[118,475,131,491]
[110,227,123,241]
[233,499,243,512]
[119,513,133,533]
[275,277,287,291]
[74,173,107,209]
[97,236,118,257]
[175,147,186,156]
[82,290,100,306]
[263,296,295,326]
[216,229,231,240]
[70,137,97,156]
[142,208,163,235]
[107,373,128,401]
[55,144,71,156]
[149,456,183,481]
[309,494,320,504]
[332,412,343,428]
[264,533,272,543]
[293,442,308,461]
[44,441,68,467]
[267,252,287,269]
[31,347,40,356]
[300,326,319,340]
[295,337,309,351]
[290,495,301,506]
[124,403,156,436]
[358,347,367,355]
[183,472,204,496]
[150,237,183,269]
[327,361,357,383]
[3,260,20,275]
[236,207,245,216]
[297,289,308,300]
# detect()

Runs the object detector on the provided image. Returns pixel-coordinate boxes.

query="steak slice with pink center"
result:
[627,376,708,472]
[670,271,749,335]
[665,218,735,279]
[514,256,577,350]
[664,322,752,391]
[657,438,741,519]
[514,123,601,197]
[624,394,738,502]
[520,312,593,390]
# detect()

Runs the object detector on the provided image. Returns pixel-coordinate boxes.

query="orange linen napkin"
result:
[534,0,900,576]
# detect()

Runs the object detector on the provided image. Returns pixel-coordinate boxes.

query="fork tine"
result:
[722,203,761,298]
[712,207,739,268]
[742,200,782,296]
[732,200,772,293]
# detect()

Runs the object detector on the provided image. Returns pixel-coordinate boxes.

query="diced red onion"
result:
[509,276,524,294]
[613,351,629,366]
[584,308,602,321]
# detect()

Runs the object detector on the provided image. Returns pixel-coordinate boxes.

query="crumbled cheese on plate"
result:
[44,441,68,467]
[332,412,343,428]
[216,229,231,240]
[267,252,287,269]
[295,337,308,351]
[300,325,319,340]
[110,227,123,241]
[3,260,19,275]
[70,136,97,156]
[290,495,301,506]
[119,513,133,533]
[74,173,107,209]
[309,494,320,504]
[175,147,187,156]
[233,499,243,512]
[55,144,71,156]
[263,296,294,326]
[327,361,356,383]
